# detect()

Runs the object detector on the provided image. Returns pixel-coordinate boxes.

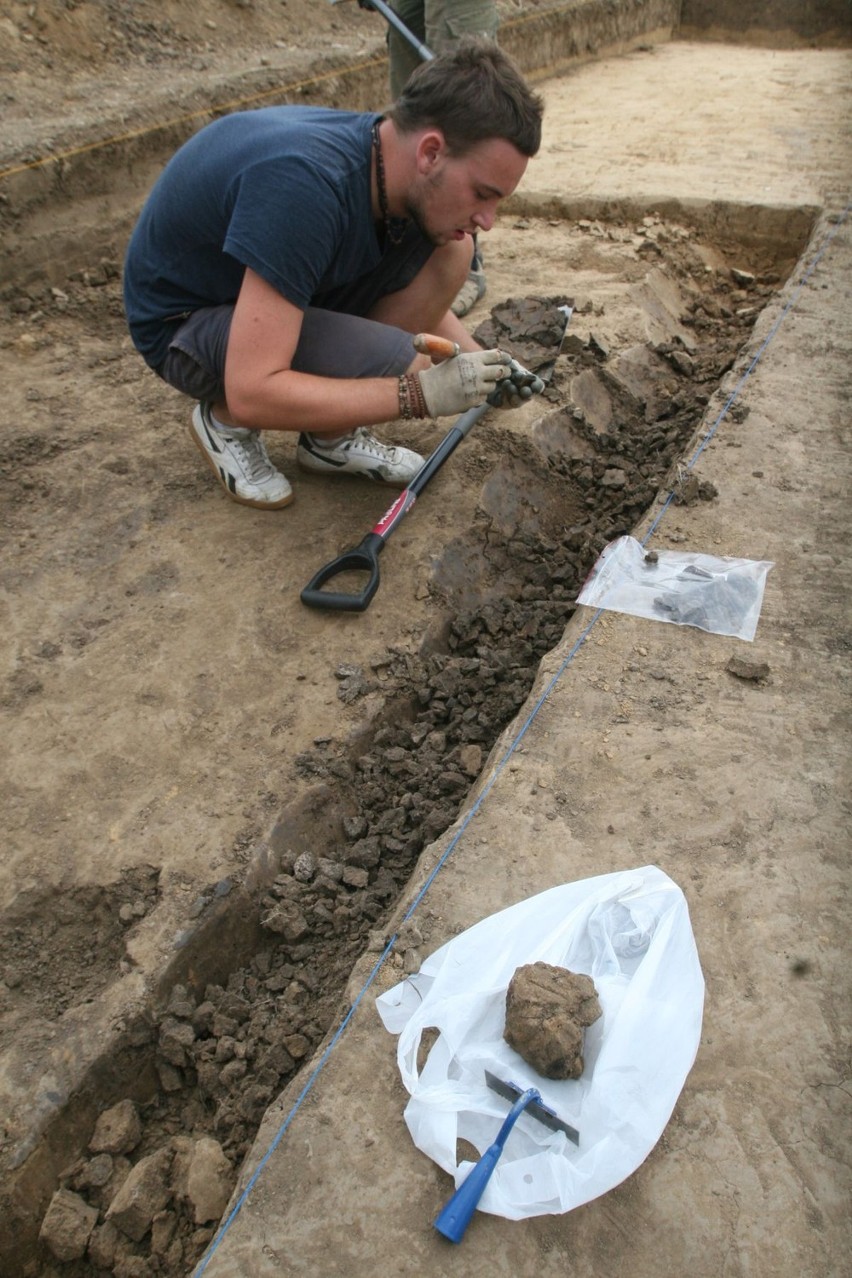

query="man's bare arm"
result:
[222,268,409,433]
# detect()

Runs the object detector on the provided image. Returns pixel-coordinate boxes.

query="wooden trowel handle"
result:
[413,333,460,360]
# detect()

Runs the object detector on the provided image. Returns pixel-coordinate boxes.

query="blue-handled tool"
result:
[434,1087,542,1244]
[433,1074,579,1245]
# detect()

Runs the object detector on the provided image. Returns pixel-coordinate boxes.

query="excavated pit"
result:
[1,203,811,1276]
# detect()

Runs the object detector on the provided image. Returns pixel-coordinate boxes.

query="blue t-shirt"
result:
[123,106,390,370]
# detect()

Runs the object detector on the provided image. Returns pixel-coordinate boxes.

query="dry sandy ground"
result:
[0,5,850,1276]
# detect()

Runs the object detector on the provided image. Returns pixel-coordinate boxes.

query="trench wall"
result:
[679,0,852,44]
[1,0,680,292]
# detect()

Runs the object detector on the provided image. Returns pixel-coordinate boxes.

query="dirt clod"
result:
[474,295,574,373]
[185,1138,234,1225]
[504,961,602,1080]
[89,1102,142,1157]
[726,656,771,682]
[39,1188,99,1263]
[104,1146,173,1243]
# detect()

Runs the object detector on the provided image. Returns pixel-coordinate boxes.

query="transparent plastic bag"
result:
[577,535,773,640]
[376,866,704,1220]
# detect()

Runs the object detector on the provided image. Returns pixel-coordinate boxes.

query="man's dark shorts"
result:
[157,228,434,403]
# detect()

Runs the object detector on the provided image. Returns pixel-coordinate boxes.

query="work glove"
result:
[487,357,546,409]
[418,349,509,418]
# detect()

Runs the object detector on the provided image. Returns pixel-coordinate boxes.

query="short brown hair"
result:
[388,38,544,158]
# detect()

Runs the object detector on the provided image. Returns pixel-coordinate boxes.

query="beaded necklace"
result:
[371,118,409,247]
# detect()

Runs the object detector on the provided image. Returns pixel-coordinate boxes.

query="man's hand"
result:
[418,349,509,417]
[486,356,546,409]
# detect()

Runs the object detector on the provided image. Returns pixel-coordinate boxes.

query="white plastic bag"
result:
[376,866,703,1220]
[577,535,773,640]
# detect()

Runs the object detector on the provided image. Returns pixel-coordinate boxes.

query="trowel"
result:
[433,1071,579,1244]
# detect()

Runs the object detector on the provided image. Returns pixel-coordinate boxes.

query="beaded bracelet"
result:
[398,373,427,421]
[398,373,412,420]
[410,372,428,419]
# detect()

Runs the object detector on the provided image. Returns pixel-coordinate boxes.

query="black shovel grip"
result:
[298,403,490,613]
[300,532,385,612]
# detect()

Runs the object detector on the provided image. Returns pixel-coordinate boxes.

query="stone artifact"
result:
[503,962,602,1080]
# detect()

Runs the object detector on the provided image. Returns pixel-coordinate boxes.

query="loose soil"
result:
[1,5,847,1277]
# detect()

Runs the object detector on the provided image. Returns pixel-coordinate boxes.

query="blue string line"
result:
[194,940,397,1274]
[194,200,849,1273]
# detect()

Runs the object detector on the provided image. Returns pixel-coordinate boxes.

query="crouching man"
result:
[123,39,544,509]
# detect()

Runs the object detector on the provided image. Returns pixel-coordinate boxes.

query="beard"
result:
[404,193,442,246]
[404,170,454,247]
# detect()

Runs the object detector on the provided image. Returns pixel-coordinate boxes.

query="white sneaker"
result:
[190,403,293,509]
[451,264,487,319]
[297,428,424,485]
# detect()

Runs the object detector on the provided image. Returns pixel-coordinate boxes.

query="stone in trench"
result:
[114,1256,152,1278]
[261,898,309,942]
[87,1220,122,1270]
[77,1152,114,1189]
[105,1146,173,1241]
[342,865,369,888]
[89,1098,142,1155]
[158,1015,196,1067]
[458,743,483,776]
[284,1032,311,1060]
[151,1209,178,1255]
[186,1137,235,1224]
[39,1188,99,1262]
[503,962,602,1080]
[156,1057,185,1093]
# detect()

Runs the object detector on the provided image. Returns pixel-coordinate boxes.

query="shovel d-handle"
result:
[300,531,385,612]
[299,483,418,612]
[300,402,489,613]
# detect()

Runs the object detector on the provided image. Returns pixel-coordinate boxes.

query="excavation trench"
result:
[3,205,810,1275]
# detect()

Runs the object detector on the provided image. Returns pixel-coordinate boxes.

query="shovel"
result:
[300,396,488,612]
[300,307,572,612]
[331,0,434,62]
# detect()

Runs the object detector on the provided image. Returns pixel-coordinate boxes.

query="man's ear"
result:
[416,129,446,174]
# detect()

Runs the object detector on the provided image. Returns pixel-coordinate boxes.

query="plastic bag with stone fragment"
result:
[376,865,703,1221]
[578,535,773,641]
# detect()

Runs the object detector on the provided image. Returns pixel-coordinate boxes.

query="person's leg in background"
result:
[387,0,428,99]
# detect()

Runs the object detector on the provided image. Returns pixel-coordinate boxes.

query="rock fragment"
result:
[39,1188,99,1262]
[726,656,770,682]
[504,962,602,1080]
[106,1146,173,1241]
[89,1099,142,1155]
[185,1137,234,1224]
[87,1220,122,1269]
